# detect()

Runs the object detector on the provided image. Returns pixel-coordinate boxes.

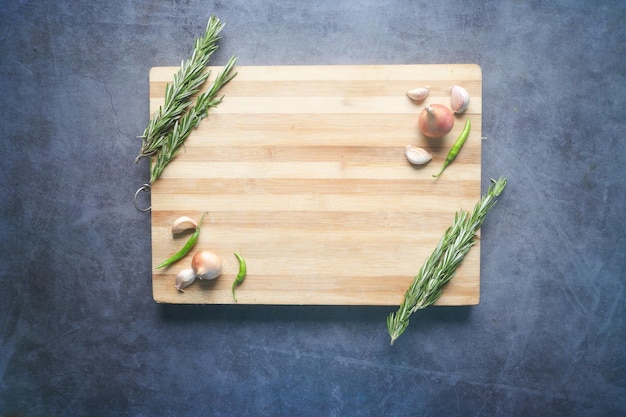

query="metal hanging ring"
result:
[133,184,151,212]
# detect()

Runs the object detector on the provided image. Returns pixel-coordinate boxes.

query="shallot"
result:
[192,250,223,280]
[418,104,454,138]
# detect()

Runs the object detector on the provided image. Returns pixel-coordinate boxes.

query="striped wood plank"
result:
[149,64,482,305]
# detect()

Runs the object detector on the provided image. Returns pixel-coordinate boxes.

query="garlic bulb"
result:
[175,268,196,292]
[405,145,432,165]
[192,250,222,280]
[406,86,430,101]
[450,85,470,114]
[171,216,198,235]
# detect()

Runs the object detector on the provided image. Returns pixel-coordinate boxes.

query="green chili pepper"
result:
[232,252,247,302]
[156,212,207,269]
[433,118,471,178]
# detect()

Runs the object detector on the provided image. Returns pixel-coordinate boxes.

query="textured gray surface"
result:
[1,1,625,416]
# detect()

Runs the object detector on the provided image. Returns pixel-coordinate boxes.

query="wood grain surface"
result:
[149,64,482,305]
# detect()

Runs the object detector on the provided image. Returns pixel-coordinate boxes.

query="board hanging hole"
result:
[133,184,151,212]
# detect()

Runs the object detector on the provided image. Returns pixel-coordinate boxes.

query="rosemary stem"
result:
[387,177,507,345]
[136,15,226,163]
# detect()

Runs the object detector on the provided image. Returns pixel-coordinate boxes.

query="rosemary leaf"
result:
[387,177,507,346]
[149,56,238,183]
[136,15,226,163]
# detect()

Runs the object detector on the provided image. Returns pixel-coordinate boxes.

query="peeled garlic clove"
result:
[175,268,196,292]
[405,144,432,165]
[450,85,470,114]
[192,250,222,280]
[172,216,198,235]
[406,86,430,101]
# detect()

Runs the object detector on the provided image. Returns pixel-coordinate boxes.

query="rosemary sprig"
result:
[150,56,238,183]
[136,15,226,163]
[387,177,507,346]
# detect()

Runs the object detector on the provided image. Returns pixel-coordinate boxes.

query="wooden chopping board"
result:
[149,64,482,305]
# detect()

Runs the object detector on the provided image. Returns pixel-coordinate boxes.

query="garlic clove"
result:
[450,85,470,114]
[405,144,432,165]
[171,216,198,235]
[175,268,197,292]
[406,86,430,101]
[191,250,222,280]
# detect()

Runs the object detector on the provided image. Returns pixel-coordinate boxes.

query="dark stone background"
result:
[1,1,624,416]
